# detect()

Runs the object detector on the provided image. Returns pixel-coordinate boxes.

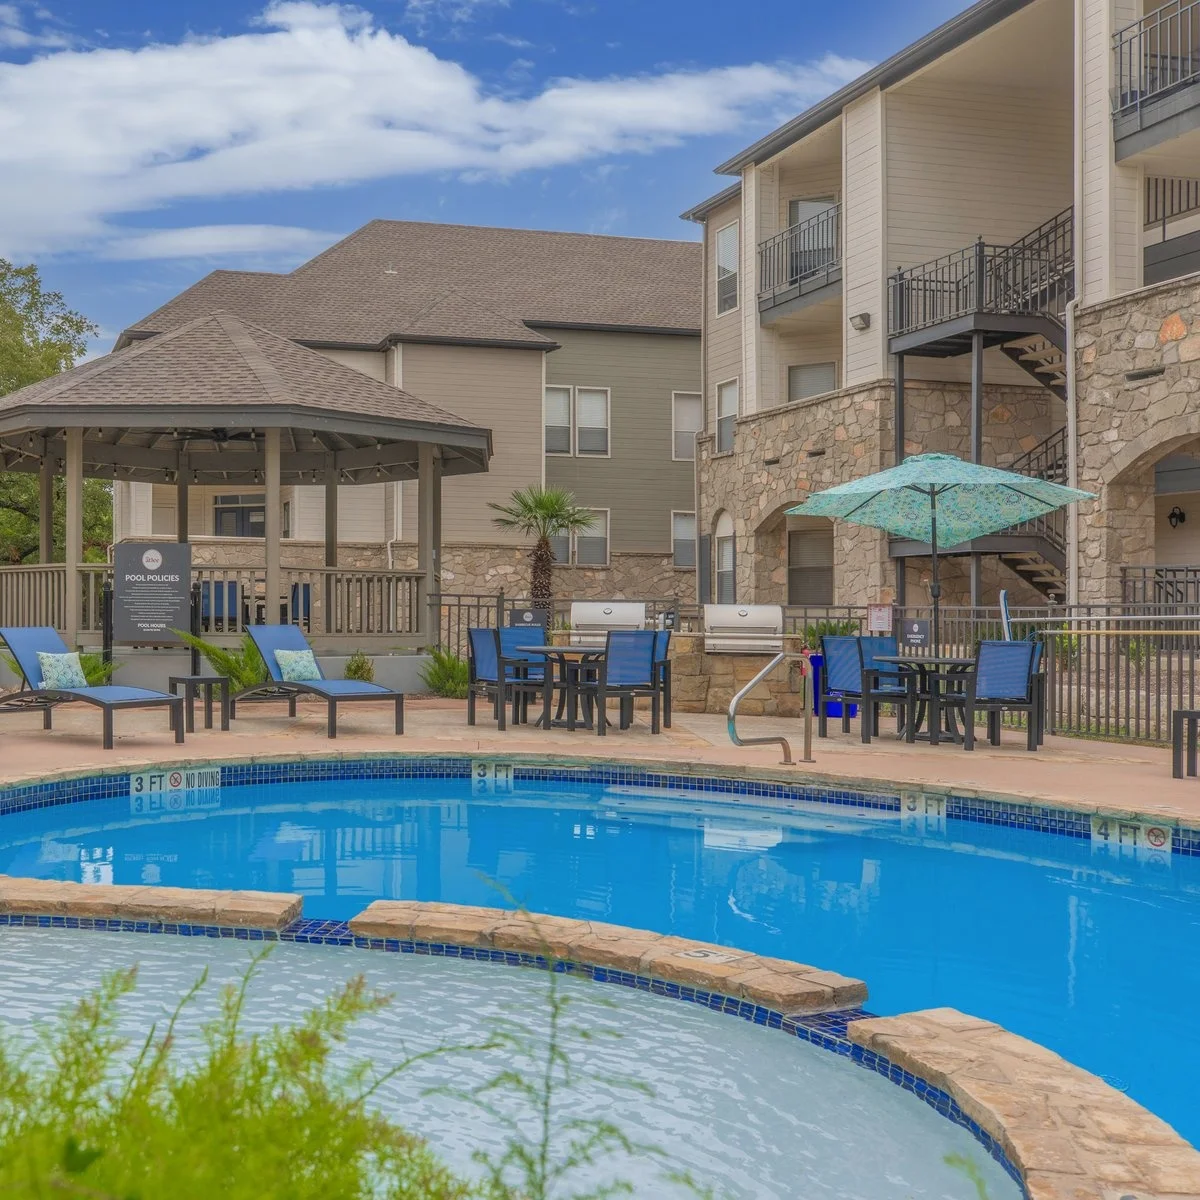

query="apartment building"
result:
[113,221,702,600]
[684,0,1200,610]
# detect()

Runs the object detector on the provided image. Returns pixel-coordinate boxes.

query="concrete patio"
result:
[0,695,1194,827]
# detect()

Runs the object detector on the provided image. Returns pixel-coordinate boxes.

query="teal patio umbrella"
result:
[787,453,1094,650]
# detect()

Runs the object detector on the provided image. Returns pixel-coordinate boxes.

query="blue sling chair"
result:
[0,626,184,750]
[239,624,403,739]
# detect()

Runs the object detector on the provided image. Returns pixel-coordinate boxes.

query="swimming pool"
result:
[0,927,1019,1199]
[2,758,1198,1145]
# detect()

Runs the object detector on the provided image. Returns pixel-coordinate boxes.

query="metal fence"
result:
[433,593,1200,745]
[1113,0,1200,115]
[756,204,842,307]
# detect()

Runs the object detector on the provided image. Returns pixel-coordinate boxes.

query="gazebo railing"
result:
[0,564,68,632]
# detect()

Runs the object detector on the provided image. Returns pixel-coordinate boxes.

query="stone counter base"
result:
[850,1008,1200,1199]
[349,900,864,1012]
[0,875,302,929]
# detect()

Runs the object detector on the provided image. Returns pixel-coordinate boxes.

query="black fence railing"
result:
[888,209,1073,339]
[1122,564,1200,605]
[1002,427,1069,553]
[1145,174,1200,234]
[757,204,842,306]
[1114,0,1200,115]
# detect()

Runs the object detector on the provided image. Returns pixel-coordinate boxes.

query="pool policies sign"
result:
[112,543,192,644]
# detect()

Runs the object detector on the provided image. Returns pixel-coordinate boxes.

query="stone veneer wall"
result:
[1075,275,1200,604]
[697,380,1060,607]
[665,632,808,715]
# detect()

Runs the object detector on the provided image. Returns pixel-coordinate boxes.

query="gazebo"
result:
[0,312,492,646]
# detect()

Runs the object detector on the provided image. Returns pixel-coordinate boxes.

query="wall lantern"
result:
[849,312,871,331]
[1169,505,1187,529]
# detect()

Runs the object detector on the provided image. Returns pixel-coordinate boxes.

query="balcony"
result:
[887,207,1073,362]
[756,203,842,322]
[1113,0,1200,158]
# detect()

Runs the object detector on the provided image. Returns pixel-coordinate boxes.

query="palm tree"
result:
[489,485,593,604]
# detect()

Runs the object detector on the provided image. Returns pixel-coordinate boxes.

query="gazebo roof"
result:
[0,312,492,486]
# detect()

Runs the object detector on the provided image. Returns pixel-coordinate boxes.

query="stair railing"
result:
[1003,427,1069,556]
[727,652,814,765]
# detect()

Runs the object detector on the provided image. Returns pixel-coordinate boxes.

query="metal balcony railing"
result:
[1113,0,1200,116]
[888,208,1073,339]
[1145,174,1200,234]
[757,204,842,306]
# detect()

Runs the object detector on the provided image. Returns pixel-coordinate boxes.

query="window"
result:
[575,510,609,565]
[545,386,572,455]
[715,512,735,604]
[715,221,739,314]
[672,392,703,461]
[575,388,610,455]
[716,379,738,454]
[549,510,609,566]
[786,198,838,282]
[282,500,291,540]
[787,526,834,605]
[213,493,265,538]
[672,512,696,569]
[788,362,838,403]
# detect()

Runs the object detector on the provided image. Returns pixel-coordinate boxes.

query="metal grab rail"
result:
[726,652,814,765]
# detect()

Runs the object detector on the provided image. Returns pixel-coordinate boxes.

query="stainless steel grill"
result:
[568,601,647,647]
[703,603,784,654]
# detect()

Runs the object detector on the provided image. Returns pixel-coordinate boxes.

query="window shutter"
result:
[698,534,712,604]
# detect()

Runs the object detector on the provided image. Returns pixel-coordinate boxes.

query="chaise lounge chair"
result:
[238,624,403,739]
[0,626,184,750]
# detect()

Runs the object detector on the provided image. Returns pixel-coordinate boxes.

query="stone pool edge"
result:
[2,881,1198,1199]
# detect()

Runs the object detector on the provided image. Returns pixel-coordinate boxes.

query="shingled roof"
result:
[0,312,491,484]
[120,221,703,350]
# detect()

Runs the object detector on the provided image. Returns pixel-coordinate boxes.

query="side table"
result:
[168,674,231,733]
[1172,709,1200,779]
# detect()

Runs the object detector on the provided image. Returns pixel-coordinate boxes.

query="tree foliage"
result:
[488,486,593,603]
[0,259,108,564]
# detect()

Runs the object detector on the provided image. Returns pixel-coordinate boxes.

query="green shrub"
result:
[0,953,472,1200]
[174,630,268,692]
[802,618,859,651]
[345,649,376,683]
[422,646,469,699]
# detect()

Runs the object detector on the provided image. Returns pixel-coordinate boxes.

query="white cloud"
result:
[0,1,868,260]
[100,223,341,260]
[405,0,508,29]
[0,1,69,48]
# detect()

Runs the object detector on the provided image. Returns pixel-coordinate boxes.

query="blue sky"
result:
[0,0,968,350]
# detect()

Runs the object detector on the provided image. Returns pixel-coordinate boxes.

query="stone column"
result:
[38,452,54,563]
[64,428,83,645]
[263,428,282,623]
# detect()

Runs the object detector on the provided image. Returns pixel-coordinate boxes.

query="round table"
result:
[515,644,606,730]
[873,654,975,744]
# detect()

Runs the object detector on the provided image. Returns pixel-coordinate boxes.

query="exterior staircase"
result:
[1000,426,1068,601]
[1000,327,1067,400]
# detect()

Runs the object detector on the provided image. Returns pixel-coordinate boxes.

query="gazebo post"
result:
[264,428,282,625]
[176,453,189,543]
[64,428,83,646]
[324,458,338,635]
[38,450,53,564]
[417,444,442,639]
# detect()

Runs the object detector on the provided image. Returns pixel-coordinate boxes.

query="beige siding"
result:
[1079,0,1141,303]
[543,328,699,553]
[885,80,1072,268]
[842,89,888,385]
[768,312,843,409]
[704,194,745,431]
[740,167,759,414]
[775,157,842,230]
[398,343,545,543]
[335,483,386,542]
[312,347,387,381]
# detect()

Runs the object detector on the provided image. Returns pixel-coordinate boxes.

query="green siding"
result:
[542,328,700,553]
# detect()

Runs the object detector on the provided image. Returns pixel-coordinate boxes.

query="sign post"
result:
[112,544,192,644]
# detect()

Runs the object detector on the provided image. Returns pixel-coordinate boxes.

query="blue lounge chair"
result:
[239,624,403,739]
[0,626,184,750]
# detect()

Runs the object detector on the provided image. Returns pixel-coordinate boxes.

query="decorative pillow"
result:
[274,648,321,682]
[36,651,88,690]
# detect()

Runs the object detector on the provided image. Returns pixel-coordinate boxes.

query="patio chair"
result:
[816,635,863,737]
[582,630,662,737]
[951,640,1040,752]
[0,626,184,750]
[239,624,403,739]
[858,634,911,743]
[467,628,549,731]
[200,581,239,632]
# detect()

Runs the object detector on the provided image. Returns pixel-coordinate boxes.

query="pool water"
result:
[1,772,1198,1145]
[0,928,1018,1199]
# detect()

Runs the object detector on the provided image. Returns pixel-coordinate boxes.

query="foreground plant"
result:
[0,952,472,1200]
[421,645,469,698]
[174,630,268,692]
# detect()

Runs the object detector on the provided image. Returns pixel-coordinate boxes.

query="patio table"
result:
[872,654,975,745]
[516,645,606,730]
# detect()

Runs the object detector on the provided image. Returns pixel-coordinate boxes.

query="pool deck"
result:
[0,696,1195,826]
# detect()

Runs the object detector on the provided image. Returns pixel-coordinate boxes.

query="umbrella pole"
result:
[930,489,941,654]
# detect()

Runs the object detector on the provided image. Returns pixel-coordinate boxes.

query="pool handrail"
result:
[727,652,814,765]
